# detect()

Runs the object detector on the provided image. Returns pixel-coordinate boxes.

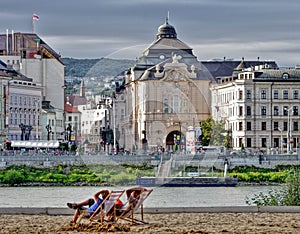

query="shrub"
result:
[246,168,300,206]
[2,170,26,185]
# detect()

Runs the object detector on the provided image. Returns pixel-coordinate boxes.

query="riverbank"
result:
[1,211,300,233]
[0,180,283,187]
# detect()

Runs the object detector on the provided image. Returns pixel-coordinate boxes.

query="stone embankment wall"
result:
[0,152,299,169]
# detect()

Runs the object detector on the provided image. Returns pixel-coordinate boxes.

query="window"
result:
[274,122,279,131]
[246,90,251,99]
[273,90,278,99]
[163,98,168,113]
[68,116,72,121]
[261,106,267,116]
[284,122,288,131]
[274,138,279,148]
[274,106,279,116]
[239,106,243,116]
[294,122,299,131]
[293,90,299,99]
[239,90,243,100]
[283,90,289,99]
[261,90,267,99]
[239,122,243,131]
[239,138,243,148]
[246,106,251,116]
[261,138,267,147]
[246,122,251,131]
[246,138,252,147]
[283,106,288,116]
[293,106,298,116]
[173,96,180,113]
[261,122,266,131]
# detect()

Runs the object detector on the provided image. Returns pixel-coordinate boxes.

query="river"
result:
[0,185,279,208]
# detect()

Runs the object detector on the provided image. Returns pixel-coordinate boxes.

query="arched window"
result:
[163,98,168,113]
[173,96,180,113]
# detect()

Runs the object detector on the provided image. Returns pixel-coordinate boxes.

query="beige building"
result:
[120,19,214,151]
[0,32,65,140]
[211,61,300,153]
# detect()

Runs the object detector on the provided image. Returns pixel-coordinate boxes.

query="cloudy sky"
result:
[1,0,300,66]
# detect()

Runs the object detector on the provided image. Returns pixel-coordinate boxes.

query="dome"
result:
[156,18,177,39]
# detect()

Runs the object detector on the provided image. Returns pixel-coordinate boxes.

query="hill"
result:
[62,57,134,78]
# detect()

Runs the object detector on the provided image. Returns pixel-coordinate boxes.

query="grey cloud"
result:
[1,0,300,65]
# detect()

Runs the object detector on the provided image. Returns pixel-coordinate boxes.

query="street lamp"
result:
[284,107,293,154]
[278,127,283,154]
[179,121,181,151]
[33,98,39,140]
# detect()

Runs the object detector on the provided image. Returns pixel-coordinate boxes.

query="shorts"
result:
[77,198,95,211]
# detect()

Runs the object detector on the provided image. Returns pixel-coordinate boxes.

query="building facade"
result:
[8,79,42,141]
[0,32,65,140]
[120,19,214,151]
[211,61,300,153]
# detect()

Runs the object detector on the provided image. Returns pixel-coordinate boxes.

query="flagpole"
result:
[32,16,34,33]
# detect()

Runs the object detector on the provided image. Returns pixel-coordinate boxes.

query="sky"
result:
[1,0,300,67]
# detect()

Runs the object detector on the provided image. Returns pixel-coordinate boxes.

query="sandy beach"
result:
[0,212,300,233]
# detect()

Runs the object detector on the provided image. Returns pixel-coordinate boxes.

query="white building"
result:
[211,61,300,153]
[7,77,42,141]
[78,101,109,151]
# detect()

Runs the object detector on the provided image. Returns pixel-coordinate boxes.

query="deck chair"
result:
[90,189,125,223]
[76,190,124,226]
[116,188,153,225]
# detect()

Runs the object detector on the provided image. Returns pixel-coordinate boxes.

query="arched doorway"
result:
[166,130,185,152]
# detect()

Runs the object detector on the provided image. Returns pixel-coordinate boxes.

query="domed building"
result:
[119,19,215,152]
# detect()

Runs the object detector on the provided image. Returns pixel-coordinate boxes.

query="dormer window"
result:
[282,73,289,79]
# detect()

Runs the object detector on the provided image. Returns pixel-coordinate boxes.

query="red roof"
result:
[66,95,87,107]
[64,103,80,113]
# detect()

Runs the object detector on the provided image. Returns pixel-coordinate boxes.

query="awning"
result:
[11,140,60,148]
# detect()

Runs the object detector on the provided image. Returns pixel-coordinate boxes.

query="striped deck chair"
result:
[76,190,124,226]
[89,190,125,224]
[117,188,153,225]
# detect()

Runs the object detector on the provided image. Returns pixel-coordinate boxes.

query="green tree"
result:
[211,121,226,146]
[200,117,226,146]
[200,117,213,146]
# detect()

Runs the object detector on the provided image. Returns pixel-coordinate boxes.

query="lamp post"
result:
[278,127,283,154]
[46,124,52,141]
[112,96,116,154]
[285,107,293,154]
[179,121,181,151]
[33,98,39,140]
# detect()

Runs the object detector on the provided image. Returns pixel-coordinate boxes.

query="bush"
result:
[2,170,26,185]
[246,168,300,206]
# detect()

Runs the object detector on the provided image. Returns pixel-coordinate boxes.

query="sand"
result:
[0,212,300,233]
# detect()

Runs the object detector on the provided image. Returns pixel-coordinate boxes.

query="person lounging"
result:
[67,189,110,224]
[115,187,145,216]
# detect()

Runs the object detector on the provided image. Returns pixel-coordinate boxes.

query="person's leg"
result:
[67,198,94,209]
[72,209,80,223]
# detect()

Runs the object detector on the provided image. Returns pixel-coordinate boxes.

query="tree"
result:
[200,117,226,146]
[211,121,226,146]
[200,117,212,146]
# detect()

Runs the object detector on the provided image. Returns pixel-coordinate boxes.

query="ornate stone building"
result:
[120,19,214,151]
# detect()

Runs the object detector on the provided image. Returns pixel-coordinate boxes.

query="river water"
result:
[0,185,279,208]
